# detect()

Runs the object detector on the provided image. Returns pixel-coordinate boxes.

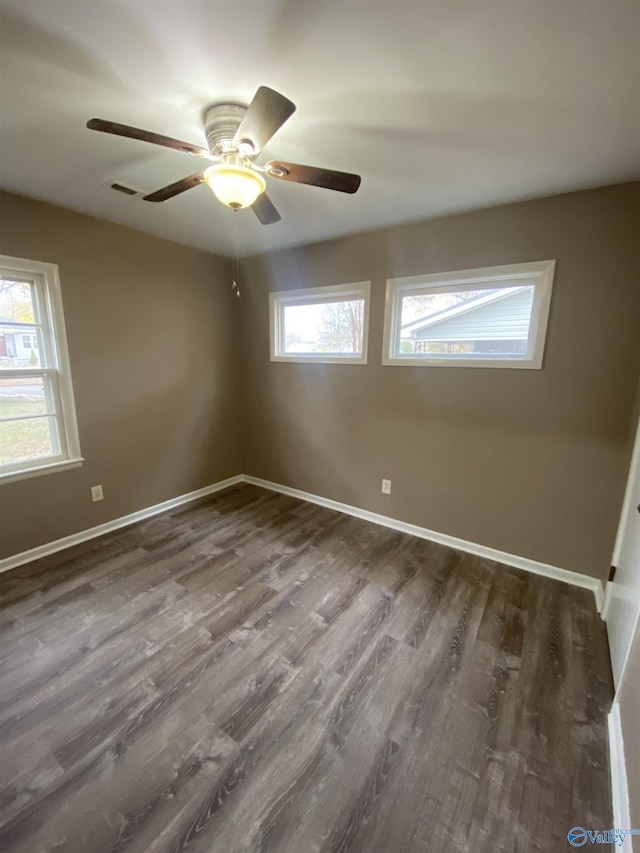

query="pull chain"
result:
[231,209,240,298]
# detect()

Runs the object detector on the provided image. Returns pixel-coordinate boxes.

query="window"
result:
[0,255,82,482]
[382,260,555,369]
[270,282,371,364]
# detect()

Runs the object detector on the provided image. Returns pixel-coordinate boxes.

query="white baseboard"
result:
[243,475,604,612]
[608,702,632,851]
[0,475,244,575]
[1,472,605,613]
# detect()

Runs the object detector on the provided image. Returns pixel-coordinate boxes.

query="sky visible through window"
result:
[0,279,35,323]
[284,299,365,354]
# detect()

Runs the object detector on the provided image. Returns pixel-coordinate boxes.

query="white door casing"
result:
[604,413,640,690]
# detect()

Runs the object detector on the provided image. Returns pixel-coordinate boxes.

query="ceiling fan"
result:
[87,86,361,225]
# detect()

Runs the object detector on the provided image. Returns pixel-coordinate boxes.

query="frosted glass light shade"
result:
[204,163,266,209]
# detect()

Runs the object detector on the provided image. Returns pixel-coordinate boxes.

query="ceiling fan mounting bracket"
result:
[204,103,247,157]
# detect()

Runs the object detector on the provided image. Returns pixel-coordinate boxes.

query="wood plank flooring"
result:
[0,484,613,852]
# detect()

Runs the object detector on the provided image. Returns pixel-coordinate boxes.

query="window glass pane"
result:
[398,285,534,359]
[283,299,365,355]
[0,278,41,369]
[0,376,50,419]
[0,415,57,465]
[0,255,81,478]
[399,287,500,326]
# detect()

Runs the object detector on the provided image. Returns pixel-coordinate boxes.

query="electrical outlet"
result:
[91,485,104,502]
[381,479,392,495]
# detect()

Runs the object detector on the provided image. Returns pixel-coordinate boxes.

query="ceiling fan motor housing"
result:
[204,103,247,157]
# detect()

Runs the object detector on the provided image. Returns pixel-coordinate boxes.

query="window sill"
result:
[382,357,542,369]
[0,457,84,485]
[271,355,368,365]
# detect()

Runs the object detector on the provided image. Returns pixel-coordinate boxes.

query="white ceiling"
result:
[1,0,639,258]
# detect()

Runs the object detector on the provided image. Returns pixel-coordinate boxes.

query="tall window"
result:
[270,282,371,364]
[382,260,555,369]
[0,255,82,482]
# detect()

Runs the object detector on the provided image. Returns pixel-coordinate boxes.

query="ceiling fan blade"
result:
[233,87,296,154]
[87,118,208,158]
[265,161,361,194]
[143,172,205,202]
[252,193,281,225]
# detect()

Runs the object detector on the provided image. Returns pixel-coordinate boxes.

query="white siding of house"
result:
[15,332,38,360]
[0,326,38,363]
[412,288,534,342]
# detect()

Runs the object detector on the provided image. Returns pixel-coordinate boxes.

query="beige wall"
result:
[239,182,640,581]
[2,184,639,579]
[0,191,242,560]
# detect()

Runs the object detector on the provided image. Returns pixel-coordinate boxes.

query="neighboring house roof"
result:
[0,315,36,333]
[402,286,534,342]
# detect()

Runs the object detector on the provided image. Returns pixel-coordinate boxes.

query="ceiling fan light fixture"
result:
[203,162,266,209]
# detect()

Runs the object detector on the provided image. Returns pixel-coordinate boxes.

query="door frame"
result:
[603,410,640,690]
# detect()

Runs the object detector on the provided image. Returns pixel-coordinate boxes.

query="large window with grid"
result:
[0,255,82,482]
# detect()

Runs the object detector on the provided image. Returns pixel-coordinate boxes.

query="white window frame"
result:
[382,260,555,369]
[0,254,83,484]
[270,281,371,365]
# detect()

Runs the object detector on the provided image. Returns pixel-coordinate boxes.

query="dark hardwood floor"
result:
[0,484,613,852]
